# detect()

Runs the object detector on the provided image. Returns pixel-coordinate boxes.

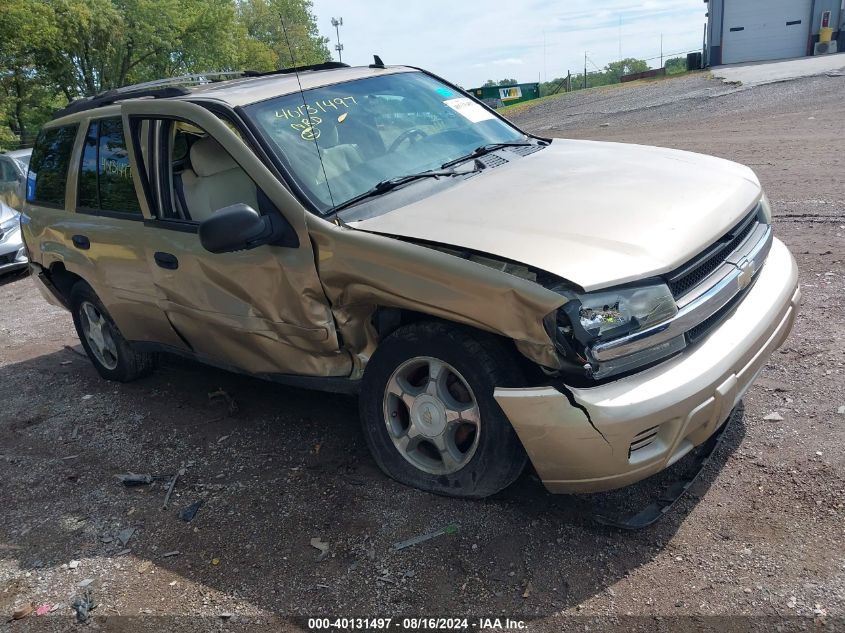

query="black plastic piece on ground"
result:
[179,500,204,522]
[592,407,738,530]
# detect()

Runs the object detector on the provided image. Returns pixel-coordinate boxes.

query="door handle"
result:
[72,235,90,250]
[154,251,179,270]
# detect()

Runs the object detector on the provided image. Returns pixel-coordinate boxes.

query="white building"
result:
[705,0,843,66]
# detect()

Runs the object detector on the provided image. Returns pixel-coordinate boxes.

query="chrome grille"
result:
[666,207,760,298]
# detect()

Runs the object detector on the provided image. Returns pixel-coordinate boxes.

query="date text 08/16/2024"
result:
[306,617,527,630]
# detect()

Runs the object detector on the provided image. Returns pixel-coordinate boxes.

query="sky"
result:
[310,0,707,88]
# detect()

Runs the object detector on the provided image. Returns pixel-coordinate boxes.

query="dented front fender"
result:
[308,220,567,375]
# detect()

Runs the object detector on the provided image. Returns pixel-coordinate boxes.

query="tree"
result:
[605,58,650,81]
[665,57,687,74]
[0,0,330,146]
[237,0,330,69]
[482,78,519,88]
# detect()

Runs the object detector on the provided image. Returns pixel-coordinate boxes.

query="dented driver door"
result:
[120,100,351,378]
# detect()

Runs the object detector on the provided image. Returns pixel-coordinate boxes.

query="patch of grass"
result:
[498,69,708,118]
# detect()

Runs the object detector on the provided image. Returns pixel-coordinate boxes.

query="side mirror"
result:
[198,203,275,254]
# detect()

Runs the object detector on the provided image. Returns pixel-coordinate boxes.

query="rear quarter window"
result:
[27,124,79,207]
[78,117,141,215]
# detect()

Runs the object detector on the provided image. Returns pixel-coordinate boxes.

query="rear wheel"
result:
[359,322,527,498]
[69,282,156,382]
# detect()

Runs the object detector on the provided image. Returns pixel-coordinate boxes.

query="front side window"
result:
[27,124,79,206]
[243,71,525,213]
[77,117,141,215]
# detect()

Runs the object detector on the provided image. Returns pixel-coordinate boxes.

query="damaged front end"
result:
[309,222,571,378]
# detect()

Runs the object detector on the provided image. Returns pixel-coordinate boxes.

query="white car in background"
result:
[0,201,28,275]
[0,149,32,212]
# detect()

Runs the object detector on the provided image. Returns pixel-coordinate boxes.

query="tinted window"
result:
[27,124,79,206]
[77,117,141,215]
[78,121,99,208]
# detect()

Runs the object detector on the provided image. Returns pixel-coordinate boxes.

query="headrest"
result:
[190,136,238,177]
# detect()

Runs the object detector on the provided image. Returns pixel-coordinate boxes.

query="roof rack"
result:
[51,63,351,120]
[241,61,350,77]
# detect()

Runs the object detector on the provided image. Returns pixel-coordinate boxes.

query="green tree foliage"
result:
[665,57,687,75]
[538,58,655,97]
[481,78,519,87]
[0,0,329,147]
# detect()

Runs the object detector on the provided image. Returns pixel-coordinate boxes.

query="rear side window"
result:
[78,117,141,215]
[27,124,79,207]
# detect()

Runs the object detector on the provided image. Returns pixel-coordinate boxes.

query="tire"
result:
[359,321,528,498]
[69,281,156,382]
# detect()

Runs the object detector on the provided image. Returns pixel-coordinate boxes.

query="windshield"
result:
[244,71,525,213]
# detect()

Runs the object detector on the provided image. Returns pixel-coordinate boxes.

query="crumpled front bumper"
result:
[494,237,800,494]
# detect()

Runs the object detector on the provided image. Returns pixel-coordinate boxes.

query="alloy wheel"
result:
[382,356,481,475]
[79,301,119,370]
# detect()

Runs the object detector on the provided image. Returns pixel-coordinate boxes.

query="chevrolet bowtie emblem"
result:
[737,259,755,290]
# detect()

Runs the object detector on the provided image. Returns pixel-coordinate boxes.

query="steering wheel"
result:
[388,128,428,153]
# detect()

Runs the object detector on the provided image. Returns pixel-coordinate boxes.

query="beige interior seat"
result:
[316,125,364,185]
[181,136,258,222]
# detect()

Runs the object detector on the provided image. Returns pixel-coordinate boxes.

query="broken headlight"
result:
[575,283,677,341]
[552,282,682,380]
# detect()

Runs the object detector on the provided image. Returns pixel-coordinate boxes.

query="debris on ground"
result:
[393,524,459,551]
[116,473,153,486]
[837,405,845,415]
[212,557,221,566]
[162,550,180,558]
[77,578,94,588]
[208,388,238,415]
[179,500,203,522]
[523,581,533,599]
[763,412,785,421]
[138,560,153,574]
[163,464,186,509]
[310,537,330,561]
[12,604,33,620]
[68,560,80,569]
[70,589,96,623]
[34,604,53,616]
[117,526,135,546]
[63,344,87,358]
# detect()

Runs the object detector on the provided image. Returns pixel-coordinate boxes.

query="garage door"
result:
[722,0,812,64]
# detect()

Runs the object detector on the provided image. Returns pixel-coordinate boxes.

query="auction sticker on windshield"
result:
[443,97,495,123]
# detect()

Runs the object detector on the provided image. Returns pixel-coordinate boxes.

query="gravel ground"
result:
[1,72,844,632]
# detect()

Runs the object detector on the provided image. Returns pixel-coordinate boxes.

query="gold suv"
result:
[21,63,800,500]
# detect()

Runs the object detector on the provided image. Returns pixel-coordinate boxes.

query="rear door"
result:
[722,0,812,64]
[120,100,350,378]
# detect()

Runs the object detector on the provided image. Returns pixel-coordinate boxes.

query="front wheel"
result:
[359,322,527,498]
[69,282,156,382]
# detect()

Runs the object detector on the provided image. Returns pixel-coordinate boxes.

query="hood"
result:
[349,139,762,291]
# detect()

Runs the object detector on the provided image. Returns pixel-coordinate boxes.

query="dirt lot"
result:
[1,72,843,631]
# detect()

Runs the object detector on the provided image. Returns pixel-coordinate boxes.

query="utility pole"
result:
[543,31,547,82]
[660,33,664,68]
[331,16,344,62]
[618,16,622,63]
[584,51,588,90]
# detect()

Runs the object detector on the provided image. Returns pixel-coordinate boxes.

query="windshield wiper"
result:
[441,141,533,169]
[332,167,478,213]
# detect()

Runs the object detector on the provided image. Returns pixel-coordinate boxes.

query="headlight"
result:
[575,283,677,341]
[757,193,772,224]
